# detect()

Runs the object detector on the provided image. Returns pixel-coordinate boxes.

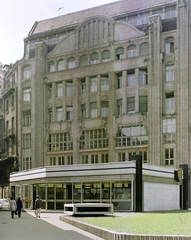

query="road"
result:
[0,210,104,240]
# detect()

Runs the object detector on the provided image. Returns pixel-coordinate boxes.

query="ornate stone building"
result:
[1,0,190,211]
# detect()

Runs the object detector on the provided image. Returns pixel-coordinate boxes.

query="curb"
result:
[60,215,191,240]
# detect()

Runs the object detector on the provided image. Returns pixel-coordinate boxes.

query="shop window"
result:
[83,183,100,200]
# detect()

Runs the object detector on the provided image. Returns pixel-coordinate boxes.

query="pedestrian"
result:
[9,196,17,219]
[35,195,42,218]
[16,197,23,218]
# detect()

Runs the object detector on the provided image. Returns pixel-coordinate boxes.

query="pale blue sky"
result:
[0,0,118,65]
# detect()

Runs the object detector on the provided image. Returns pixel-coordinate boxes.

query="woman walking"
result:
[16,197,23,218]
[9,196,16,219]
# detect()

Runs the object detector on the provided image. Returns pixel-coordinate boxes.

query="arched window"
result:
[80,55,88,67]
[48,61,55,73]
[116,47,124,60]
[58,59,65,71]
[165,37,174,54]
[102,50,110,63]
[23,66,31,79]
[68,57,75,69]
[127,45,137,58]
[91,52,99,65]
[140,42,149,56]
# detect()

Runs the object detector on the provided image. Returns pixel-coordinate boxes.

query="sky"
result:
[0,0,118,65]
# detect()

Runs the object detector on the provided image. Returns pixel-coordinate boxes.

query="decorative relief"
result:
[127,87,135,96]
[165,54,175,64]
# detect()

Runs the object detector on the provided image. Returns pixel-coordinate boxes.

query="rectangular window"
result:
[163,118,176,143]
[139,69,147,85]
[117,99,123,115]
[48,108,52,123]
[166,93,174,114]
[23,88,31,102]
[166,66,174,82]
[117,73,122,89]
[57,83,63,97]
[127,73,135,87]
[81,78,86,94]
[22,157,31,170]
[101,75,109,91]
[81,104,86,119]
[66,106,73,120]
[82,155,88,164]
[165,149,174,165]
[50,157,56,166]
[139,96,148,112]
[166,10,175,19]
[48,84,52,99]
[128,49,136,58]
[56,107,63,121]
[6,100,9,112]
[118,152,125,162]
[67,156,73,165]
[58,157,65,165]
[11,95,14,108]
[127,97,135,113]
[166,41,174,54]
[90,102,97,118]
[101,154,108,163]
[91,155,98,164]
[66,81,73,96]
[101,101,109,117]
[22,134,31,149]
[23,111,31,126]
[90,77,97,92]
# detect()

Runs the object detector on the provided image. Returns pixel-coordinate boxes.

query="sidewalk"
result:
[26,210,105,240]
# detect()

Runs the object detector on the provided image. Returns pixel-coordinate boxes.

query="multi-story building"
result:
[2,0,190,210]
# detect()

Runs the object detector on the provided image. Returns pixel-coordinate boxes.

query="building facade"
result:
[1,0,190,210]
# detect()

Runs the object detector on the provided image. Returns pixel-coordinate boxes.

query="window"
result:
[139,69,147,85]
[58,157,65,165]
[102,50,110,63]
[56,107,63,121]
[101,75,109,91]
[23,88,31,102]
[79,129,108,150]
[101,101,109,117]
[50,157,56,166]
[116,47,124,60]
[48,108,52,123]
[22,157,31,170]
[67,156,73,165]
[81,78,86,94]
[91,155,98,164]
[49,37,57,45]
[127,45,136,58]
[165,149,174,165]
[165,37,174,54]
[118,152,125,162]
[57,83,63,97]
[166,93,174,114]
[66,81,73,96]
[117,72,122,89]
[117,99,123,115]
[66,106,73,120]
[80,55,88,67]
[140,15,149,25]
[140,42,149,56]
[90,102,97,118]
[127,70,135,87]
[139,96,148,112]
[68,57,75,69]
[23,66,31,79]
[6,100,9,112]
[48,84,52,99]
[58,60,65,71]
[48,62,55,73]
[22,134,31,149]
[23,111,31,126]
[127,97,135,113]
[81,104,86,119]
[101,154,108,163]
[116,125,148,147]
[129,18,138,26]
[47,133,73,152]
[90,77,97,92]
[91,52,99,65]
[82,155,88,164]
[163,118,176,143]
[166,66,174,82]
[166,10,175,19]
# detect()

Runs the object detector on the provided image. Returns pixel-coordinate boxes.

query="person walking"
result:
[35,195,42,218]
[9,196,17,219]
[16,197,23,218]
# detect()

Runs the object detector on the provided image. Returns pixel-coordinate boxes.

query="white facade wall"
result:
[143,182,179,211]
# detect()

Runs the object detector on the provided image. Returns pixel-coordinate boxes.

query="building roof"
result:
[28,0,176,36]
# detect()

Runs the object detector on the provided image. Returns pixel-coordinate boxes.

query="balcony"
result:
[1,151,17,161]
[3,131,9,140]
[2,82,15,98]
[9,128,15,138]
